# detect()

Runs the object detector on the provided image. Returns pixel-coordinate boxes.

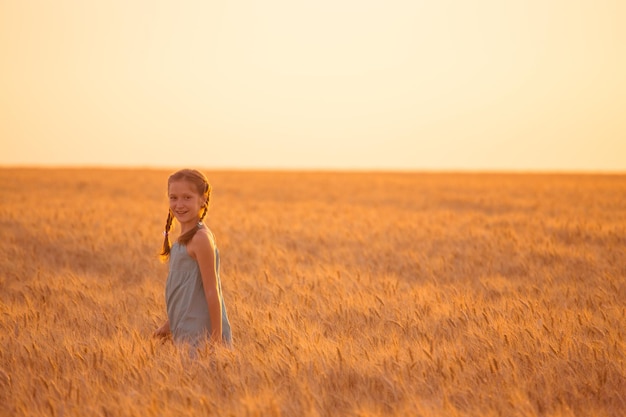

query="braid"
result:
[159,211,173,261]
[199,181,210,223]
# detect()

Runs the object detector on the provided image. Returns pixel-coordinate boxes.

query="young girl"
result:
[154,169,232,348]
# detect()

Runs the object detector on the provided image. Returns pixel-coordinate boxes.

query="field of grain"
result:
[0,168,625,416]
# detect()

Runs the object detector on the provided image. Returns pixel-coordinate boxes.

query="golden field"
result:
[0,168,625,417]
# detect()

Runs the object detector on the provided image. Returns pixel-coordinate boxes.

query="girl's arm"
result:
[153,319,170,338]
[189,231,223,345]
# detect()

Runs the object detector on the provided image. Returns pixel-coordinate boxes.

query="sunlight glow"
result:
[1,0,624,171]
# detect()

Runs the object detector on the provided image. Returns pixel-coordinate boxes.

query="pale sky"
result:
[1,0,625,171]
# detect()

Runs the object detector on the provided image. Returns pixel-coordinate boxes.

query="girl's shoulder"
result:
[187,225,216,256]
[203,225,217,245]
[197,224,216,245]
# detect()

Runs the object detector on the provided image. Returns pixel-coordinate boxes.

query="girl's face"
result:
[168,180,206,226]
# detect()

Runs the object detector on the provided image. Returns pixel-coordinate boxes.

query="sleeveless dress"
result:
[165,241,232,347]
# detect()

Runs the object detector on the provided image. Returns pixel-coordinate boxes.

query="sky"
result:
[1,0,625,171]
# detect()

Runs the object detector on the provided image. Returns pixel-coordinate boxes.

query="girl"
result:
[154,169,232,348]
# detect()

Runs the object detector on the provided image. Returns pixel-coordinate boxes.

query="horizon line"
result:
[1,163,625,176]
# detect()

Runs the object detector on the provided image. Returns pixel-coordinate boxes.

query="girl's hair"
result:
[160,169,212,261]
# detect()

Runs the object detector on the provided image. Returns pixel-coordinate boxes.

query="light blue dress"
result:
[165,241,232,347]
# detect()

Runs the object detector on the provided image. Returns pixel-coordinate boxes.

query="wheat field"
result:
[0,168,625,417]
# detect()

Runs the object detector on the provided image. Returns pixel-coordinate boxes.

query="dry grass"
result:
[1,168,625,417]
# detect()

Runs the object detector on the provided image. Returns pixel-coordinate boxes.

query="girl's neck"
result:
[179,220,202,235]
